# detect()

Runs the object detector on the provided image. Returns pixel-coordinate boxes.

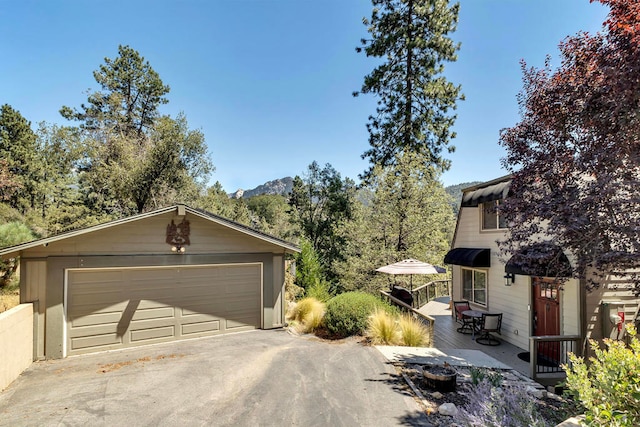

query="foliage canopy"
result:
[355,0,463,181]
[498,0,640,290]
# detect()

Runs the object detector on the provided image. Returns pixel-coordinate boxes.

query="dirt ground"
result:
[0,288,19,313]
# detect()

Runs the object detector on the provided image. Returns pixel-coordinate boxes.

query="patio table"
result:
[462,310,485,340]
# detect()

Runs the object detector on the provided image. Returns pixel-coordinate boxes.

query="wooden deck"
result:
[418,297,531,377]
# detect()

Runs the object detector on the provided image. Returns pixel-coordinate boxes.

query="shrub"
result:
[306,278,332,303]
[469,367,504,387]
[288,297,326,333]
[456,380,549,427]
[324,292,391,338]
[398,313,431,347]
[295,238,323,292]
[284,263,304,302]
[563,325,640,426]
[367,309,399,345]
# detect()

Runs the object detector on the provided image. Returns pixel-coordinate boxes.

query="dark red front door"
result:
[533,278,560,361]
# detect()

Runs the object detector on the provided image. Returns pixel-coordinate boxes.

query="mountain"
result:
[230,177,294,199]
[445,181,482,215]
[230,176,480,213]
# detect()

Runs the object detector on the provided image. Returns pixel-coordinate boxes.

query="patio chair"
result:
[476,313,503,346]
[453,300,474,334]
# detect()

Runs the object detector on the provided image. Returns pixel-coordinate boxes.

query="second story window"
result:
[482,200,507,230]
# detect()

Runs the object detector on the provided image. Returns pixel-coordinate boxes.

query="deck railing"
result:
[380,290,436,347]
[529,335,582,384]
[410,279,451,309]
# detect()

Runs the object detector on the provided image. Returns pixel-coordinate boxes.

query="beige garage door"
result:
[66,264,262,356]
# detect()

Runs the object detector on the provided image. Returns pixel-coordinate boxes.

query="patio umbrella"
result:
[375,258,446,291]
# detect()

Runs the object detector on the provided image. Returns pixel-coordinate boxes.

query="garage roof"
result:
[0,204,300,258]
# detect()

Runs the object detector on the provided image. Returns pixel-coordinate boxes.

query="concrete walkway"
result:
[418,297,531,376]
[376,346,512,369]
[375,344,547,393]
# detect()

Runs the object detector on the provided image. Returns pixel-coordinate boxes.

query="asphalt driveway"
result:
[0,329,429,426]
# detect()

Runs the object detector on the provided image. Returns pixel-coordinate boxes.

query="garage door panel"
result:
[180,311,221,323]
[69,290,125,308]
[71,333,122,351]
[133,299,176,310]
[182,320,221,335]
[180,305,222,317]
[129,315,175,329]
[67,264,261,356]
[70,303,131,320]
[131,306,175,321]
[71,311,124,327]
[129,288,179,302]
[70,321,121,335]
[226,318,256,329]
[226,283,259,295]
[130,326,175,342]
[69,270,125,284]
[129,268,178,280]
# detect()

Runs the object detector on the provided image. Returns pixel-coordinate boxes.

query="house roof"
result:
[0,204,300,258]
[461,175,512,207]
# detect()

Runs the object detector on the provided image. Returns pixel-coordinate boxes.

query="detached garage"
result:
[0,205,299,359]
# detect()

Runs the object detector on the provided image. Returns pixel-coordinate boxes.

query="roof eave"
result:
[0,205,300,258]
[461,174,512,193]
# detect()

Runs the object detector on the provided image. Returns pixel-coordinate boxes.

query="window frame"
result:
[461,267,488,307]
[481,200,507,231]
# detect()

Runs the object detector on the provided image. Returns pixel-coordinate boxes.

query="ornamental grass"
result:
[289,297,326,333]
[398,313,432,347]
[367,309,400,345]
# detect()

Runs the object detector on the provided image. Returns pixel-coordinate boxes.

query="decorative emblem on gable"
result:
[166,219,190,252]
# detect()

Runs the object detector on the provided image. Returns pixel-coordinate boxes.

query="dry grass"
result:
[367,309,400,345]
[367,310,433,347]
[288,297,326,333]
[398,313,431,347]
[0,287,20,314]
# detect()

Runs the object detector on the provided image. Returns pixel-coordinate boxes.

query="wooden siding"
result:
[562,279,580,336]
[451,206,581,350]
[22,260,47,359]
[271,255,284,327]
[585,273,640,342]
[22,212,286,258]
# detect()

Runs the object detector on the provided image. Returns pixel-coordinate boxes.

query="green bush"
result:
[306,278,332,303]
[295,237,323,292]
[563,325,640,426]
[324,291,392,338]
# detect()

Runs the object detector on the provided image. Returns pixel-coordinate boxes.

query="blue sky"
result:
[1,1,608,191]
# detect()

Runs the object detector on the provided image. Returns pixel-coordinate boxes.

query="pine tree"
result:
[61,46,212,215]
[355,0,463,181]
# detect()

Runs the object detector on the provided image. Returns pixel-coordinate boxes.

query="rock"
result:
[526,385,544,399]
[430,391,443,399]
[438,402,458,416]
[555,415,585,426]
